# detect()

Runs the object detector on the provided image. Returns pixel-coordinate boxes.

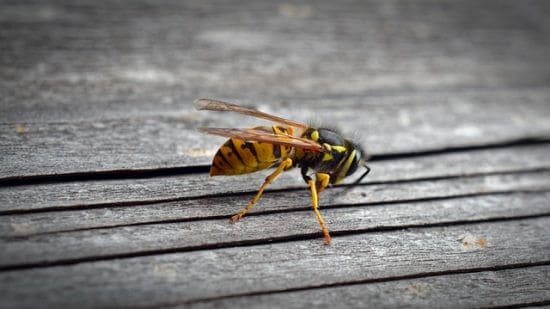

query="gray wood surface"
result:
[2,88,550,178]
[1,0,549,308]
[1,167,549,239]
[1,218,549,307]
[2,0,550,178]
[2,0,549,124]
[2,144,550,213]
[189,266,550,308]
[2,188,549,269]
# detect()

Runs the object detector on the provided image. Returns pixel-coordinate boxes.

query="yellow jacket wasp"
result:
[197,99,370,244]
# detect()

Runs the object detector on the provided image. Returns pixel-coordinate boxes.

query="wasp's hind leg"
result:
[308,172,332,245]
[230,157,293,223]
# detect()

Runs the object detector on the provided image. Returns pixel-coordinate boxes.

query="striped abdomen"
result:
[210,125,294,176]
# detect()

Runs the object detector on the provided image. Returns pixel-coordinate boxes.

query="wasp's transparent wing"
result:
[195,98,310,130]
[199,127,323,152]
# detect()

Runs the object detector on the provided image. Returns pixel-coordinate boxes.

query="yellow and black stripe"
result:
[210,125,294,176]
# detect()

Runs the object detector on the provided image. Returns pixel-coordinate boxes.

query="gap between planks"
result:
[180,262,550,308]
[2,217,549,307]
[3,142,550,214]
[3,188,549,238]
[2,213,549,272]
[1,166,549,216]
[1,136,550,187]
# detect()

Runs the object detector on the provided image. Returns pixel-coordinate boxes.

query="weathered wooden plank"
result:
[2,88,550,178]
[187,265,550,308]
[1,167,549,238]
[2,144,550,214]
[1,218,548,307]
[2,1,549,123]
[1,1,548,308]
[2,180,549,268]
[2,0,550,178]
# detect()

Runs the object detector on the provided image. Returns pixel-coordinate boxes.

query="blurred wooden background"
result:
[1,0,550,307]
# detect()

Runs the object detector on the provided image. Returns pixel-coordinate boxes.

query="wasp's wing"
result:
[195,98,309,130]
[199,127,323,152]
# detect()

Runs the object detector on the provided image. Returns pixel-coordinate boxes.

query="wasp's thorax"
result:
[294,127,363,184]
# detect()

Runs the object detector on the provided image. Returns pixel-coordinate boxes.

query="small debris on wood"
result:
[458,233,488,249]
[15,124,28,134]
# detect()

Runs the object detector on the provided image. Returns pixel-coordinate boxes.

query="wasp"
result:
[196,99,370,244]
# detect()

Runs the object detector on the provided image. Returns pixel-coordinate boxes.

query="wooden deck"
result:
[1,1,550,307]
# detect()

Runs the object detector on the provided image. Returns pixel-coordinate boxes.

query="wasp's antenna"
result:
[352,164,370,186]
[339,163,370,196]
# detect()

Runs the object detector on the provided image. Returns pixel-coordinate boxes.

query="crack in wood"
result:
[1,137,549,187]
[1,167,549,216]
[5,188,549,237]
[181,260,550,306]
[1,214,548,272]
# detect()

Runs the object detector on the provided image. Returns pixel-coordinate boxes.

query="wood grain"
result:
[188,265,550,308]
[2,144,550,213]
[1,218,548,307]
[2,179,549,268]
[1,1,549,308]
[2,0,550,178]
[2,1,549,123]
[1,169,549,239]
[2,88,550,178]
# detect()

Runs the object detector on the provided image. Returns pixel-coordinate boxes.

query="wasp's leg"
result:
[301,166,311,183]
[230,157,293,223]
[308,173,332,245]
[315,172,330,193]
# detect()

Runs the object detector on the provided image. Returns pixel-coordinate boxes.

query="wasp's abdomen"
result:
[210,125,293,176]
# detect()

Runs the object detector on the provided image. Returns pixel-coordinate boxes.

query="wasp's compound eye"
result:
[345,147,363,177]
